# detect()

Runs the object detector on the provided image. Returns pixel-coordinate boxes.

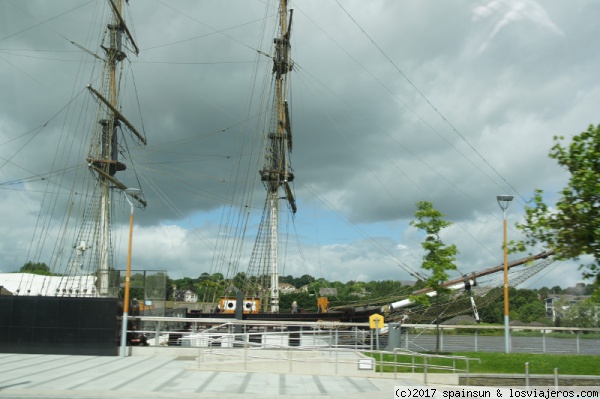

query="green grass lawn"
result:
[367,351,600,375]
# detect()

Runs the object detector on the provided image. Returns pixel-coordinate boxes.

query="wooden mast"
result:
[252,0,295,313]
[86,0,146,296]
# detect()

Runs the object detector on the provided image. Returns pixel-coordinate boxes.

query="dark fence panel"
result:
[0,296,118,356]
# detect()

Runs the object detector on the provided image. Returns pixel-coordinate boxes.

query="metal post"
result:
[155,321,161,346]
[576,331,580,353]
[525,362,529,388]
[244,333,248,370]
[474,329,478,352]
[375,319,380,351]
[200,344,204,367]
[142,270,147,305]
[440,328,444,352]
[466,359,470,386]
[503,208,510,353]
[554,368,558,388]
[334,349,338,375]
[423,355,428,385]
[120,192,137,357]
[394,349,398,379]
[405,328,409,350]
[497,194,513,354]
[543,329,546,353]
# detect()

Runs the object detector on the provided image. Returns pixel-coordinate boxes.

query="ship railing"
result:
[196,322,230,335]
[132,316,375,349]
[176,328,369,349]
[130,316,600,356]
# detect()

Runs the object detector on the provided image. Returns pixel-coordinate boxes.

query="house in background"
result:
[184,290,198,302]
[279,283,296,294]
[297,284,309,293]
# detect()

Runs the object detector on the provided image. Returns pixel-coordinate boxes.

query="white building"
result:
[184,290,198,302]
[279,283,296,294]
[0,273,97,297]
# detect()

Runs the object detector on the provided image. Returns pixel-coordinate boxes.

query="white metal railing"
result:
[128,316,600,355]
[189,332,479,382]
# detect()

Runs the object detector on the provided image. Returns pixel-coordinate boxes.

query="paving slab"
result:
[0,353,421,399]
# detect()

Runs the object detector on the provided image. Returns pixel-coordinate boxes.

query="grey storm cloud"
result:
[0,0,597,288]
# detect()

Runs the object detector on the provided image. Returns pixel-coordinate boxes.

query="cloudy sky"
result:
[1,0,598,290]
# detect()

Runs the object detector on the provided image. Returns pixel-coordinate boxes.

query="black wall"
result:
[0,296,118,356]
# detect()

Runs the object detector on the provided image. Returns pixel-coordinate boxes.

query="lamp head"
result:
[496,194,514,211]
[123,188,144,209]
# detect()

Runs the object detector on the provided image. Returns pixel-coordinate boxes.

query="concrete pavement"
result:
[0,351,447,399]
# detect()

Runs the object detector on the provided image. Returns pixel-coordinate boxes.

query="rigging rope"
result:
[333,0,527,204]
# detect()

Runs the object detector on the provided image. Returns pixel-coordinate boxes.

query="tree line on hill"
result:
[9,261,600,327]
[167,270,599,328]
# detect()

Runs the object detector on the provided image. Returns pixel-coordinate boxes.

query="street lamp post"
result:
[120,188,142,357]
[497,194,514,354]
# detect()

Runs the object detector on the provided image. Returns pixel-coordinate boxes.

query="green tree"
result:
[165,276,175,300]
[510,288,538,310]
[480,288,503,324]
[19,261,51,275]
[364,280,409,300]
[551,285,563,295]
[410,201,458,305]
[515,301,546,324]
[175,277,194,291]
[537,286,550,299]
[232,272,247,289]
[513,124,600,284]
[293,274,314,289]
[410,201,459,353]
[280,275,295,285]
[555,299,600,328]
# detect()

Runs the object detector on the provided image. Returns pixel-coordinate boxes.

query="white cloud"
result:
[473,0,564,53]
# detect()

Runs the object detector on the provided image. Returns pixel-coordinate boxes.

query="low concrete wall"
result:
[460,374,600,386]
[133,347,378,377]
[130,346,461,384]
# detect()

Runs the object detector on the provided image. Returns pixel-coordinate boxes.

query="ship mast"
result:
[81,0,145,296]
[383,250,555,312]
[248,0,296,313]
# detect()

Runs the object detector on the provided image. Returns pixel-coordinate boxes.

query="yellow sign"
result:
[369,313,385,329]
